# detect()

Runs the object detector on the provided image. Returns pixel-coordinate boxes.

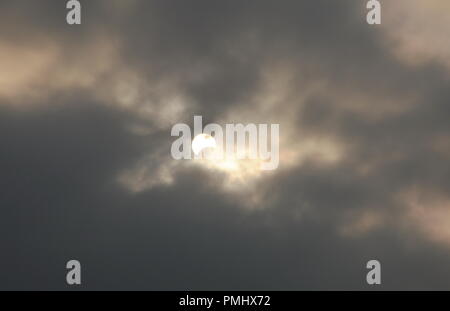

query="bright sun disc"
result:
[192,134,217,155]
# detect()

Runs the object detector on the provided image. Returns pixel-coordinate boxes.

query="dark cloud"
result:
[1,0,450,290]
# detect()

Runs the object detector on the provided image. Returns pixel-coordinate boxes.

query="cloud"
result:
[1,0,450,290]
[382,0,450,70]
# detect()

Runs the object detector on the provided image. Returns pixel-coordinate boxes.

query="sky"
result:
[1,0,450,290]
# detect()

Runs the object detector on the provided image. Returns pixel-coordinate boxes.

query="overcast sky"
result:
[1,0,450,290]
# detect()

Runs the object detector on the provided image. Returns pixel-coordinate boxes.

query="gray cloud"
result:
[1,0,450,290]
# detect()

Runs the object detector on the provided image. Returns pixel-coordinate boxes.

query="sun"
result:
[191,133,217,155]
